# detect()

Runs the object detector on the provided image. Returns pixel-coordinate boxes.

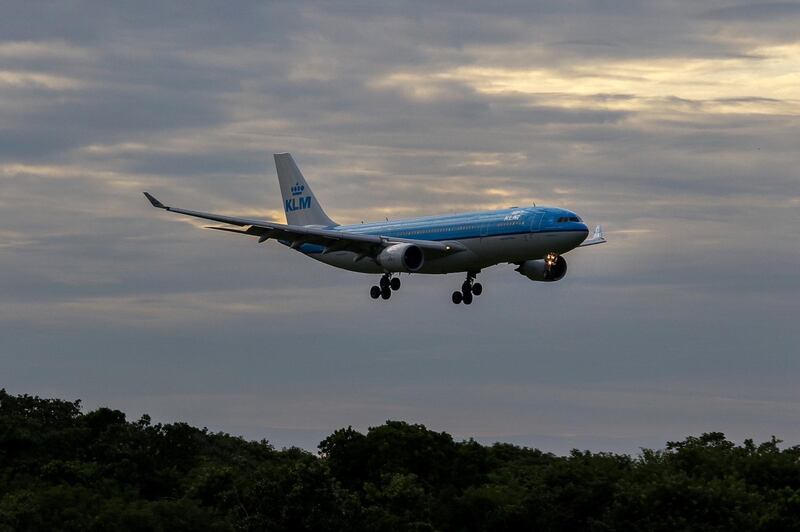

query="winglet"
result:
[579,225,606,247]
[143,192,166,209]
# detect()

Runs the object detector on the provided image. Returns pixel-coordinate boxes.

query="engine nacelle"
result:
[377,243,424,272]
[517,256,568,282]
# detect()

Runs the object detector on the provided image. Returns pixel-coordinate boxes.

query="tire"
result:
[380,276,390,289]
[452,291,463,304]
[462,281,472,293]
[390,277,401,291]
[463,292,473,305]
[472,283,482,296]
[381,287,391,300]
[370,286,381,299]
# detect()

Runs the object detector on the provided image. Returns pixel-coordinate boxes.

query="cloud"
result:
[1,0,798,452]
[701,2,800,20]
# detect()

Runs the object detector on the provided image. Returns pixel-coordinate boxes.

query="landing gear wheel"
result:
[390,277,401,291]
[380,276,390,289]
[451,272,481,305]
[381,286,391,300]
[370,286,381,299]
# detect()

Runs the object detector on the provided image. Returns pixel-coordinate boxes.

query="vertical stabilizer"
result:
[274,153,337,227]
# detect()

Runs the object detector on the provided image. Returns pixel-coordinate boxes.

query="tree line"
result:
[1,389,799,531]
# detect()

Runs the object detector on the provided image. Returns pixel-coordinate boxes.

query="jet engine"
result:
[377,243,424,272]
[516,254,567,282]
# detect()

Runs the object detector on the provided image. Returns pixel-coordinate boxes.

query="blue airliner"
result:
[144,153,605,305]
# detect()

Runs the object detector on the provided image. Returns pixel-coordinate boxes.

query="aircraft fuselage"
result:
[291,206,589,274]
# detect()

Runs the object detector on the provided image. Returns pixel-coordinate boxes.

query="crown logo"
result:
[291,182,305,196]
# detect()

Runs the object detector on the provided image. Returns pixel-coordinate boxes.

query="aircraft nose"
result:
[576,222,589,245]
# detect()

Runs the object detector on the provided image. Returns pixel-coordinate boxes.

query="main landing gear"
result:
[370,273,401,301]
[452,271,482,305]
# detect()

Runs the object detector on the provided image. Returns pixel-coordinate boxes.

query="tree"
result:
[3,389,800,531]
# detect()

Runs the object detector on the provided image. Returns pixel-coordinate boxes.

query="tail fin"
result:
[274,153,337,227]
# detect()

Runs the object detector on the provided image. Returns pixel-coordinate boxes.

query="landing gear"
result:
[452,271,482,305]
[371,274,401,301]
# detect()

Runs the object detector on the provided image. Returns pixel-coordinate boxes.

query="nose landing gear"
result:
[370,274,401,301]
[452,271,482,305]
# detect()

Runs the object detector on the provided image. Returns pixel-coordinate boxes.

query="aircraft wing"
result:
[143,192,464,256]
[579,225,607,247]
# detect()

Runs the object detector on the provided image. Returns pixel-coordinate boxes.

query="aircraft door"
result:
[530,212,543,232]
[480,220,490,238]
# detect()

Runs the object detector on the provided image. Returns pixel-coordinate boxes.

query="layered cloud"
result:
[1,1,798,452]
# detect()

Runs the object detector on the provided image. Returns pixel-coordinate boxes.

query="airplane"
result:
[144,153,605,305]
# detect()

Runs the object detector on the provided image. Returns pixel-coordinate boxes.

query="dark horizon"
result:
[4,388,799,530]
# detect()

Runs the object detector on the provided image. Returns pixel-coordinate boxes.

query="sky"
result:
[1,1,798,454]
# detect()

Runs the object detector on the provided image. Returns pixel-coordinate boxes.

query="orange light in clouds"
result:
[376,42,800,115]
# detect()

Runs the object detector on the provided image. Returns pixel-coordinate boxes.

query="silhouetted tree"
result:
[2,388,800,531]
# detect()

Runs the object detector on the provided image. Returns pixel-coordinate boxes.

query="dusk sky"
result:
[1,1,798,453]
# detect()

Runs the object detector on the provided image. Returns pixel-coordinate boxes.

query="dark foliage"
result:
[2,389,800,531]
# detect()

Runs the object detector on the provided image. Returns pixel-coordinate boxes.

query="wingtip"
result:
[143,192,166,209]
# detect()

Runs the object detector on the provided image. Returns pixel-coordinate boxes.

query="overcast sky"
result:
[1,1,799,453]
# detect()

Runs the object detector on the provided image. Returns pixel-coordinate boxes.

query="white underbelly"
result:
[303,231,587,274]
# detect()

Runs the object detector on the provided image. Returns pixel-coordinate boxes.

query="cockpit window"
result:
[557,216,582,223]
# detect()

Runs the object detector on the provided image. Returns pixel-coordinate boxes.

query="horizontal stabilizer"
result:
[579,225,606,247]
[205,226,250,235]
